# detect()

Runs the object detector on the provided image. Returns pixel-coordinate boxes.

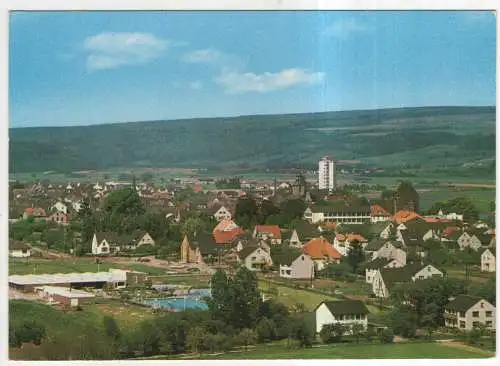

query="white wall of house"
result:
[214,206,232,222]
[9,248,31,258]
[52,202,68,214]
[315,303,368,334]
[380,223,393,239]
[137,233,155,247]
[411,265,443,281]
[244,248,272,272]
[371,215,390,223]
[288,230,303,248]
[445,300,496,331]
[279,254,314,279]
[91,235,110,255]
[458,233,482,251]
[481,250,496,272]
[372,270,389,298]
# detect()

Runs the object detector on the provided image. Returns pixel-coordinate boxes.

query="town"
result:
[8,156,496,360]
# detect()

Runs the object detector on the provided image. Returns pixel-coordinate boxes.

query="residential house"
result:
[134,231,155,247]
[391,210,425,225]
[237,246,273,272]
[51,201,68,214]
[303,201,371,225]
[9,240,31,258]
[23,207,46,221]
[302,237,342,271]
[213,219,240,234]
[279,253,315,279]
[437,209,464,221]
[370,204,391,223]
[91,232,121,255]
[333,233,368,256]
[49,211,69,225]
[284,221,318,248]
[379,222,395,239]
[212,205,233,222]
[457,232,482,251]
[480,248,496,272]
[315,300,369,334]
[180,233,218,264]
[372,263,443,298]
[213,227,245,246]
[253,225,282,244]
[365,257,404,284]
[368,240,407,265]
[444,295,496,331]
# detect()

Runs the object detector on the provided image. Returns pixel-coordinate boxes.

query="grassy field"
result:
[183,341,494,359]
[444,267,496,284]
[258,280,337,310]
[418,187,495,213]
[8,257,168,276]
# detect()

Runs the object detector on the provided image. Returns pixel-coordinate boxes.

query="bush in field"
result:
[379,328,394,344]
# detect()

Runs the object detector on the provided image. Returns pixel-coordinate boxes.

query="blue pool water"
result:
[144,297,209,311]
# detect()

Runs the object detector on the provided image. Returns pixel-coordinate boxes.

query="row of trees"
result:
[234,197,306,229]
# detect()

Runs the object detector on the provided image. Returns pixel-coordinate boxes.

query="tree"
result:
[351,323,365,343]
[389,305,418,339]
[347,241,365,274]
[379,328,394,344]
[103,316,120,341]
[428,197,479,222]
[180,217,204,238]
[291,316,315,348]
[259,199,280,224]
[187,326,206,354]
[256,317,277,343]
[239,328,257,351]
[103,188,145,217]
[234,197,259,229]
[230,267,262,329]
[10,320,46,347]
[207,269,233,323]
[280,199,306,223]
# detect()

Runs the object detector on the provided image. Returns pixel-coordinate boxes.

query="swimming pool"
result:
[144,297,209,311]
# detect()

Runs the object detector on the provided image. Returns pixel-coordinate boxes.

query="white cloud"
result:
[83,32,168,70]
[214,68,325,94]
[189,81,203,90]
[182,48,222,64]
[323,18,371,39]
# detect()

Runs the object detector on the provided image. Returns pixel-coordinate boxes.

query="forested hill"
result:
[9,106,496,173]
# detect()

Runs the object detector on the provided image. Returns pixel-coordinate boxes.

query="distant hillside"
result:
[9,106,496,174]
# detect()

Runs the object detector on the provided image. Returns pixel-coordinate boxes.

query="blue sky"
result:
[9,11,496,128]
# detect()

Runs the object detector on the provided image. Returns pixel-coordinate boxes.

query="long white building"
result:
[318,156,336,192]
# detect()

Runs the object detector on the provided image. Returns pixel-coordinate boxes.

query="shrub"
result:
[379,328,394,344]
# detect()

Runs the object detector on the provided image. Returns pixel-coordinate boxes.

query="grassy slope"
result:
[9,106,495,174]
[188,342,493,359]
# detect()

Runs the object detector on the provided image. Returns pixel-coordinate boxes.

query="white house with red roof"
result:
[370,204,391,223]
[23,207,47,220]
[253,225,282,244]
[333,233,368,256]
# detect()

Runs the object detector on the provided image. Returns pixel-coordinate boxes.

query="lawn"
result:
[443,267,495,284]
[86,299,154,328]
[9,258,168,276]
[9,258,111,275]
[258,280,336,310]
[192,341,493,359]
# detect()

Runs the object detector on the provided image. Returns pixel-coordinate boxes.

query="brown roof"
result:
[391,210,423,224]
[371,204,390,217]
[302,237,342,260]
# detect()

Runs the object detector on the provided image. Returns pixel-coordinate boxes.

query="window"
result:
[459,312,466,317]
[480,302,484,308]
[472,321,480,328]
[472,311,479,318]
[486,311,492,317]
[486,321,493,327]
[460,321,466,328]
[251,256,256,261]
[301,256,304,260]
[419,276,424,280]
[428,267,431,272]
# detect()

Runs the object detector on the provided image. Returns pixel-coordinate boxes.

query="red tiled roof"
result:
[370,204,390,217]
[424,217,451,223]
[442,226,459,238]
[213,227,245,244]
[213,219,239,233]
[302,237,342,260]
[24,207,46,216]
[336,234,346,241]
[255,225,281,239]
[346,233,368,243]
[391,210,423,224]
